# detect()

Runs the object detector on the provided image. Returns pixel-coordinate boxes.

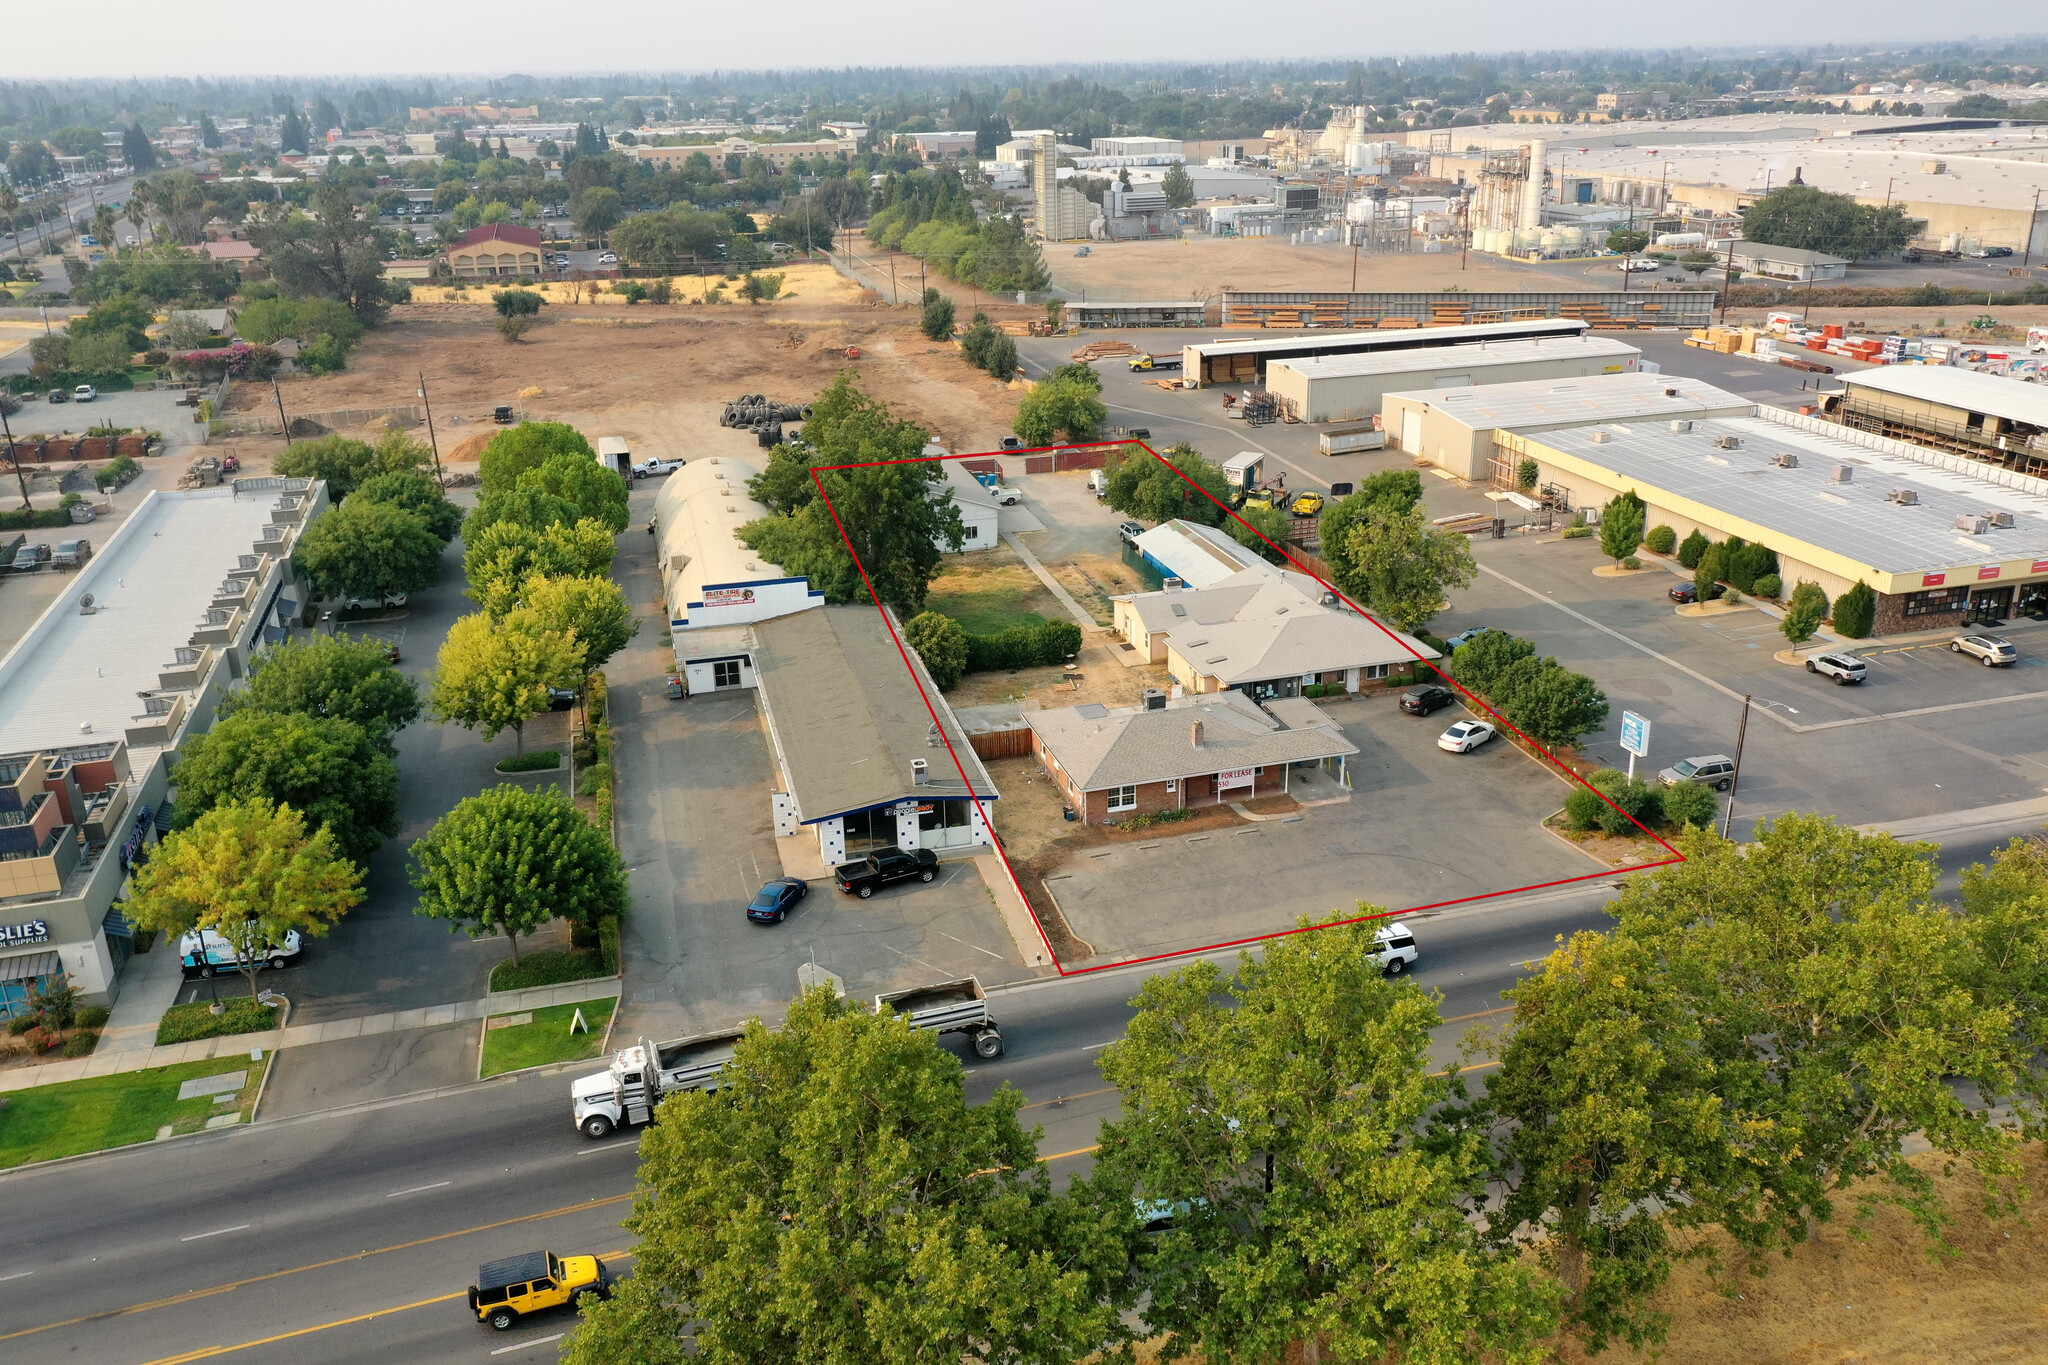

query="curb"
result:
[475,995,622,1083]
[245,996,291,1122]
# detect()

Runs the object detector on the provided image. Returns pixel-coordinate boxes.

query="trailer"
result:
[596,437,632,478]
[571,1026,747,1138]
[1319,427,1386,455]
[876,976,1003,1058]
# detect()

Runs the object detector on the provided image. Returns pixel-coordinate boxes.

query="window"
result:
[1106,785,1137,813]
[1903,586,1968,618]
[713,660,741,688]
[1363,663,1390,680]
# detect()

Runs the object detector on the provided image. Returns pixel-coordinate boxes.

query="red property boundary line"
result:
[808,439,1684,978]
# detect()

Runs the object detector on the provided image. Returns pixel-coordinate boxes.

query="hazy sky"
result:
[13,1,2010,78]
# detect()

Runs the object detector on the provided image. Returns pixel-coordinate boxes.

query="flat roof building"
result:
[1268,334,1642,424]
[1501,406,2048,634]
[1131,520,1266,590]
[1727,242,1848,282]
[1830,366,2048,480]
[1183,317,1591,389]
[1381,372,1756,481]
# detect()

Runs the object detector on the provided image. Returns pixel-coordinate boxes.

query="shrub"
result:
[63,1030,99,1057]
[1782,580,1829,646]
[905,611,970,691]
[1726,541,1778,594]
[496,750,563,773]
[497,315,534,342]
[1660,779,1719,830]
[1676,529,1709,569]
[1563,785,1608,831]
[964,619,1083,673]
[1645,524,1677,555]
[1833,580,1877,637]
[1753,573,1783,599]
[156,997,282,1045]
[76,1005,110,1029]
[1722,589,1742,606]
[1595,776,1662,836]
[598,915,621,974]
[919,288,956,341]
[1622,556,1642,570]
[31,980,78,1028]
[493,288,544,317]
[1693,543,1726,602]
[1515,457,1538,492]
[489,948,610,991]
[1561,526,1594,539]
[7,1013,36,1035]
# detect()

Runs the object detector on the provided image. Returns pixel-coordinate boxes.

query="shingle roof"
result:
[1028,690,1356,791]
[1121,566,1439,684]
[453,223,543,249]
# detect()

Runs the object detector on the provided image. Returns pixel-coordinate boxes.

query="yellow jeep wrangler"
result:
[469,1250,612,1331]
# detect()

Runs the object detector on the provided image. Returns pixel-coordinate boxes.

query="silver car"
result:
[1951,634,2018,667]
[1658,754,1736,791]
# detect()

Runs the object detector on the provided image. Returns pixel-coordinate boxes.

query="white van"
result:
[179,927,302,978]
[1088,469,1108,498]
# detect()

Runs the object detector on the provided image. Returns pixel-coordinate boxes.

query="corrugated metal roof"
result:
[1192,316,1587,359]
[1384,372,1754,431]
[1844,366,2048,429]
[1273,334,1640,382]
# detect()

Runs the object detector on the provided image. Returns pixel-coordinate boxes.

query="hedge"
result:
[0,506,80,530]
[964,619,1083,673]
[5,368,136,395]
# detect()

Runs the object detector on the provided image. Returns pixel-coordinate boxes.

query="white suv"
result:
[1374,922,1419,976]
[1804,653,1867,684]
[1952,634,2018,667]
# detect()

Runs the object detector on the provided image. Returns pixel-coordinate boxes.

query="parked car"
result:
[72,384,97,402]
[79,234,98,247]
[9,542,52,573]
[1118,520,1145,547]
[1952,634,2018,666]
[1970,246,2014,259]
[1658,754,1736,791]
[179,926,302,977]
[631,457,686,479]
[547,687,578,711]
[597,251,618,264]
[1437,719,1496,753]
[343,591,407,610]
[1668,581,1725,604]
[987,483,1023,506]
[1289,491,1326,518]
[554,253,570,267]
[46,388,68,404]
[999,436,1024,451]
[1618,257,1659,272]
[833,845,938,898]
[746,876,808,924]
[51,538,91,570]
[1399,684,1457,716]
[469,1251,612,1332]
[1804,652,1867,684]
[1443,627,1493,651]
[1373,921,1420,976]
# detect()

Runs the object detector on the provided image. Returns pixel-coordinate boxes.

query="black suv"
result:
[1399,684,1456,716]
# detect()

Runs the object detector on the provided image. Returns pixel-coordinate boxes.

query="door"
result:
[1400,409,1423,454]
[1970,585,2014,623]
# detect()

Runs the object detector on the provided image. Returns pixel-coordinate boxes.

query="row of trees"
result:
[865,165,1050,293]
[1450,628,1611,748]
[567,817,2048,1364]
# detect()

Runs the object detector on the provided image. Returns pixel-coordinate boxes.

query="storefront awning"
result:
[0,951,60,983]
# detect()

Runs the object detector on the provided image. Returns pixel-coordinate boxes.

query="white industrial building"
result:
[1266,334,1643,424]
[1131,520,1266,590]
[652,458,825,640]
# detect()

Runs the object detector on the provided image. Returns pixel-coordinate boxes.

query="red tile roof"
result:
[453,223,543,249]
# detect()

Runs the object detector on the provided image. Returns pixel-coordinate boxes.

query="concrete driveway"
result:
[1045,693,1592,964]
[25,386,206,448]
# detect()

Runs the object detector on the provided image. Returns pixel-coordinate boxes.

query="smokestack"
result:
[1191,719,1205,749]
[1522,138,1547,232]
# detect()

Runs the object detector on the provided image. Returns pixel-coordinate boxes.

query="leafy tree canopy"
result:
[464,517,619,616]
[479,420,596,493]
[350,470,463,544]
[220,635,422,751]
[428,608,583,754]
[1102,442,1231,527]
[517,453,630,533]
[1741,184,1926,260]
[294,498,447,602]
[172,711,399,865]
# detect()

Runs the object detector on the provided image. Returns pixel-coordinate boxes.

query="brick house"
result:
[1027,691,1357,825]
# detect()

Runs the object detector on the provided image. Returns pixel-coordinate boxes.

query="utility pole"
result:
[887,253,897,305]
[1721,693,1752,840]
[272,382,289,438]
[3,399,28,509]
[417,372,445,486]
[2026,187,2042,268]
[1717,234,1737,323]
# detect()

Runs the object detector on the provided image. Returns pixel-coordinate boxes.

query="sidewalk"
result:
[1003,532,1100,631]
[0,976,622,1093]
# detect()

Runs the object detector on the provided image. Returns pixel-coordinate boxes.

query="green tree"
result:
[1102,442,1232,526]
[1160,160,1197,208]
[294,499,446,603]
[521,573,638,682]
[737,375,963,617]
[918,287,956,340]
[1741,184,1926,260]
[350,470,463,544]
[1317,471,1425,580]
[518,453,630,533]
[219,636,422,752]
[1725,541,1777,594]
[479,420,596,492]
[466,486,581,543]
[1097,915,1560,1365]
[124,799,364,1000]
[1957,834,2048,1089]
[1644,524,1677,555]
[903,610,970,690]
[567,986,1133,1365]
[70,294,155,352]
[1451,628,1536,697]
[1597,491,1646,565]
[1605,228,1650,256]
[1692,542,1726,603]
[276,435,378,500]
[171,712,399,864]
[572,186,625,241]
[1227,502,1294,563]
[1047,361,1103,392]
[122,123,159,172]
[1659,778,1718,830]
[1832,579,1876,638]
[463,518,619,616]
[492,288,544,317]
[1782,579,1828,647]
[1676,528,1709,569]
[410,784,628,964]
[1333,505,1477,634]
[245,184,393,324]
[1511,664,1611,748]
[233,295,366,349]
[429,608,584,755]
[1013,374,1106,447]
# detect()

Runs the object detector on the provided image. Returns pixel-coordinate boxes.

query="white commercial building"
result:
[1131,520,1266,590]
[1267,334,1643,424]
[652,457,824,640]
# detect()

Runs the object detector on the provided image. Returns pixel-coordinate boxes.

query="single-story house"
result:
[1726,242,1848,282]
[1113,564,1437,701]
[194,240,261,263]
[1027,689,1357,825]
[1131,519,1265,589]
[383,259,436,281]
[939,462,1000,553]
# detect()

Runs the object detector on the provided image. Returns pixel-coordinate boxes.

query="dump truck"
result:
[571,1026,747,1138]
[1127,353,1183,372]
[877,976,1004,1058]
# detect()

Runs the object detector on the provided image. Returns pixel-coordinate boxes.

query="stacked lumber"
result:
[1071,340,1139,361]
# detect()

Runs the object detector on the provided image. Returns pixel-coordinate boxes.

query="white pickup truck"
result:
[572,1027,746,1138]
[631,457,686,479]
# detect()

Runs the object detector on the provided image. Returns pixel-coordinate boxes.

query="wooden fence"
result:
[967,727,1034,761]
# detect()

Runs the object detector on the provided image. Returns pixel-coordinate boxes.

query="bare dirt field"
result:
[226,296,1027,463]
[407,261,875,310]
[1047,235,1605,300]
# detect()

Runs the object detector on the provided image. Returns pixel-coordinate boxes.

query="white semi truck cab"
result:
[571,1027,746,1138]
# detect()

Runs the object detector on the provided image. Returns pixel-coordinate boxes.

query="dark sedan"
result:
[746,877,808,924]
[1398,684,1457,716]
[1668,581,1725,604]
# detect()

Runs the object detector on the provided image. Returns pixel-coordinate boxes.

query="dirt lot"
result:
[407,262,875,310]
[1048,235,1606,300]
[925,547,1061,634]
[226,293,1027,463]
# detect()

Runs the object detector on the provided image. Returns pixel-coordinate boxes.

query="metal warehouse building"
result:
[1829,366,2048,480]
[1267,334,1642,424]
[1182,316,1590,388]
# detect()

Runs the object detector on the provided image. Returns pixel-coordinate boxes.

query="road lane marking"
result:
[491,1333,565,1355]
[1039,1144,1101,1161]
[0,1270,31,1283]
[385,1181,451,1198]
[0,1192,635,1344]
[1022,1086,1116,1110]
[178,1225,249,1242]
[1440,1005,1515,1023]
[1081,1041,1115,1051]
[938,931,1005,961]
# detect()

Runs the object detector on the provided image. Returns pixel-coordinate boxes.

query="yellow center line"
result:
[133,1249,638,1365]
[1,1193,636,1344]
[1440,1005,1515,1023]
[1038,1144,1102,1162]
[1019,1086,1117,1110]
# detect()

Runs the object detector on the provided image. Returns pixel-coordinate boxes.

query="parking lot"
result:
[10,385,206,447]
[1043,691,1592,964]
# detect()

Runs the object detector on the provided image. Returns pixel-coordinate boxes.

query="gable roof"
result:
[1028,689,1356,792]
[452,223,543,250]
[1120,566,1438,683]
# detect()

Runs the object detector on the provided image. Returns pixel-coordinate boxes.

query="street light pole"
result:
[1721,693,1752,840]
[417,372,445,486]
[3,400,29,509]
[2026,187,2042,269]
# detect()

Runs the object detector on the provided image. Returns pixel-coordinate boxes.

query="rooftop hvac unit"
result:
[1592,431,1611,444]
[1887,488,1919,505]
[1956,514,1987,534]
[1770,452,1799,468]
[1714,435,1742,450]
[1143,688,1167,711]
[911,758,930,786]
[1830,465,1854,483]
[1670,419,1693,433]
[1664,388,1680,398]
[1986,510,2016,528]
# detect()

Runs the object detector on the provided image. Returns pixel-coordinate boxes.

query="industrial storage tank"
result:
[1656,231,1706,248]
[1538,230,1560,255]
[1556,226,1584,249]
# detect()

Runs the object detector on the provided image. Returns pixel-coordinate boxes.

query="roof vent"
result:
[1986,510,2016,528]
[1887,487,1919,505]
[1714,435,1742,450]
[1591,430,1611,444]
[1956,513,1987,534]
[1771,452,1799,468]
[1924,159,1947,174]
[1670,419,1693,433]
[79,721,93,734]
[1830,464,1854,483]
[1664,387,1679,398]
[911,758,929,786]
[78,592,96,614]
